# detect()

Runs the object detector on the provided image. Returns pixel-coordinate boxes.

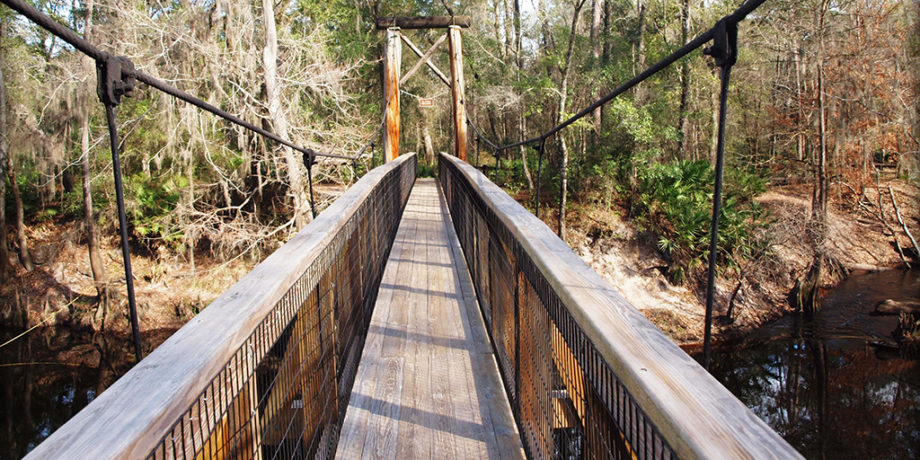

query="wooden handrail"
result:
[26,154,417,460]
[439,153,801,459]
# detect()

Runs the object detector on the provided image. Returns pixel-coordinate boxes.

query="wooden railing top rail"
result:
[26,154,417,460]
[441,153,801,459]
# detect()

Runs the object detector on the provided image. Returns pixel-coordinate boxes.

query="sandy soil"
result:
[2,180,917,347]
[554,180,920,345]
[0,220,257,333]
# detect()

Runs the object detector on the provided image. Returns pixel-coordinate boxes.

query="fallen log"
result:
[875,299,920,315]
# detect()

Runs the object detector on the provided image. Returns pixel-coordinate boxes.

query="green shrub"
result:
[632,160,768,282]
[126,173,186,245]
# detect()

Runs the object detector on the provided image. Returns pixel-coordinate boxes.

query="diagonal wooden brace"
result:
[400,33,451,87]
[400,33,447,86]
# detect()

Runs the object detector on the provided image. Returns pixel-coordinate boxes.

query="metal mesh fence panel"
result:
[147,155,416,460]
[439,154,673,460]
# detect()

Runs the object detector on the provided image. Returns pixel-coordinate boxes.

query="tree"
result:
[76,0,109,321]
[261,0,309,230]
[556,0,588,241]
[0,16,11,279]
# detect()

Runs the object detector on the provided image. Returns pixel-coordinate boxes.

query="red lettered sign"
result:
[419,98,434,108]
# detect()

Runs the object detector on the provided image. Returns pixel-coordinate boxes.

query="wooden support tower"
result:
[448,26,467,161]
[378,16,468,163]
[384,28,401,162]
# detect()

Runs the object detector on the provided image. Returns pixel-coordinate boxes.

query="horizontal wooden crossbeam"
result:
[375,16,471,29]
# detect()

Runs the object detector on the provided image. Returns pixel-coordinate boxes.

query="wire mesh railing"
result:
[463,0,765,366]
[25,154,416,460]
[439,152,801,459]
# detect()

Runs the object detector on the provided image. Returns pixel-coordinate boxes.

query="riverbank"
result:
[528,180,919,346]
[0,219,257,334]
[2,179,917,347]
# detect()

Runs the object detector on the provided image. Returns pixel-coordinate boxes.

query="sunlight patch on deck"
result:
[335,178,523,460]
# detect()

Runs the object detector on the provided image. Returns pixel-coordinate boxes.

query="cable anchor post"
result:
[96,52,136,107]
[303,150,318,219]
[703,16,738,70]
[96,52,143,363]
[701,15,739,371]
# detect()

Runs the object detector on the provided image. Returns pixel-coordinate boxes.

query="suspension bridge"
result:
[3,0,803,458]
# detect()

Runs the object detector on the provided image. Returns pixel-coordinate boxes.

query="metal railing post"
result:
[96,52,143,362]
[701,17,738,370]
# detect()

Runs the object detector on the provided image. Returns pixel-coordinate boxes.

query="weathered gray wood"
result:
[448,26,468,162]
[362,357,404,458]
[440,153,803,460]
[400,32,447,86]
[336,179,522,459]
[400,33,451,87]
[376,16,471,30]
[384,28,401,162]
[24,154,416,460]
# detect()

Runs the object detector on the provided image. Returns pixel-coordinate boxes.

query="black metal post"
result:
[702,18,737,370]
[307,153,317,219]
[104,104,143,362]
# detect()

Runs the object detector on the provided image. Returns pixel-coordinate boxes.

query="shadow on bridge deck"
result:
[335,178,524,459]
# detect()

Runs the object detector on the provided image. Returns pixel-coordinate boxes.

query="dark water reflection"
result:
[700,270,920,459]
[0,328,174,459]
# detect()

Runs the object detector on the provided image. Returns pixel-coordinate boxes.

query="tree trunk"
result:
[513,0,523,68]
[710,87,719,164]
[512,0,532,192]
[795,46,806,162]
[591,0,603,131]
[79,0,108,315]
[8,161,32,271]
[795,2,831,319]
[676,0,691,159]
[634,0,648,104]
[423,121,434,165]
[907,0,920,176]
[0,19,12,279]
[261,0,308,229]
[519,115,534,192]
[557,0,588,241]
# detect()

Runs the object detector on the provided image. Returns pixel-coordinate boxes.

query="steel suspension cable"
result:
[465,0,765,153]
[1,0,390,362]
[0,0,358,161]
[463,0,760,371]
[103,103,143,362]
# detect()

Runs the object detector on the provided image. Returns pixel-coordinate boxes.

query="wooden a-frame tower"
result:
[376,16,470,163]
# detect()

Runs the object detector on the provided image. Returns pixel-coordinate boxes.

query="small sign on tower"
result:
[419,98,434,108]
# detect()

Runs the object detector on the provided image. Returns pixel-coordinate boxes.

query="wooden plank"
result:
[432,192,482,459]
[393,187,437,459]
[337,179,523,459]
[440,153,803,459]
[448,26,468,161]
[425,182,459,459]
[336,188,416,459]
[25,155,416,460]
[440,185,524,460]
[361,357,404,458]
[376,16,471,29]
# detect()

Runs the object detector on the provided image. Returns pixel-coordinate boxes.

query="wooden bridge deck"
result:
[336,178,524,459]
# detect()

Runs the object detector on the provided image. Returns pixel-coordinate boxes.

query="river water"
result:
[701,270,920,459]
[0,328,174,459]
[3,271,918,458]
